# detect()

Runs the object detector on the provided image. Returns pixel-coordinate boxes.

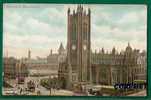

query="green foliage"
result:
[40,78,58,89]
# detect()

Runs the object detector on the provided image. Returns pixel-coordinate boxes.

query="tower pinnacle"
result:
[28,49,31,59]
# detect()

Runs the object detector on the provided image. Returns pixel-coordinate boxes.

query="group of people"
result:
[88,88,102,96]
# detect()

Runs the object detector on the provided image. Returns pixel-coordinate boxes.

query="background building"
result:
[16,60,28,78]
[4,57,17,79]
[23,43,66,76]
[91,43,147,85]
[3,57,28,83]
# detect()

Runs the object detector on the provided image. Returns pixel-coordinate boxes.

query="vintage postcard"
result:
[3,4,147,96]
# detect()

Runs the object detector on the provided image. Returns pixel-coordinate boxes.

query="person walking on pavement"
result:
[20,88,22,95]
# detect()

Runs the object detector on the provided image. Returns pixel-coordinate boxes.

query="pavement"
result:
[128,90,146,96]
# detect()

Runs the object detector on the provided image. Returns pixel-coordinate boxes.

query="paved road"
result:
[25,76,50,95]
[128,90,146,96]
[3,76,73,96]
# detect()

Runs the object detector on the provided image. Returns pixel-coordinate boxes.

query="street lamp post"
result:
[49,75,54,95]
[53,75,58,92]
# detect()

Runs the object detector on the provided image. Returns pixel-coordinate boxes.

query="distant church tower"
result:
[28,49,31,59]
[67,5,91,85]
[58,42,65,55]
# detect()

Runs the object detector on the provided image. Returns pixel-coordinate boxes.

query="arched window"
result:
[83,22,87,40]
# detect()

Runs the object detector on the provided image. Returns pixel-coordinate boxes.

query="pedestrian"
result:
[49,89,51,95]
[20,88,22,94]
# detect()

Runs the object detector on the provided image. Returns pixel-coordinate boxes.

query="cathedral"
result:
[58,5,146,89]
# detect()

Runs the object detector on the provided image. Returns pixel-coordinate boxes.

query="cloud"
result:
[3,4,147,58]
[3,33,63,58]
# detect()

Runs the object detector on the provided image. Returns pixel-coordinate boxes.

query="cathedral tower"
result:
[67,5,91,85]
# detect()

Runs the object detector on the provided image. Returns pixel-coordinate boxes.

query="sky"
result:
[3,4,147,58]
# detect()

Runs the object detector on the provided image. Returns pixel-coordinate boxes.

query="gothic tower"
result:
[28,49,31,60]
[67,5,91,85]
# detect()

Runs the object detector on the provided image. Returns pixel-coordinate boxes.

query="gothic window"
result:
[72,75,76,81]
[83,22,87,40]
[72,18,76,40]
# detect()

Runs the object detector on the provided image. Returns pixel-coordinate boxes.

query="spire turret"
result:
[28,49,31,59]
[58,42,65,54]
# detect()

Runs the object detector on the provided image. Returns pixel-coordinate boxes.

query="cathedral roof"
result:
[126,42,132,52]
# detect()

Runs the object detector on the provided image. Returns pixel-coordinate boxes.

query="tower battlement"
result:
[68,5,90,16]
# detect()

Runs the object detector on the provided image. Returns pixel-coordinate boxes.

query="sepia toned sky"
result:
[3,4,147,58]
